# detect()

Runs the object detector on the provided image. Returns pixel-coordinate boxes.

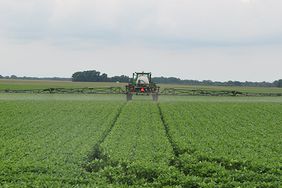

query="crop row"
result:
[103,102,173,164]
[0,100,124,186]
[160,102,282,187]
[85,102,178,186]
[1,99,281,187]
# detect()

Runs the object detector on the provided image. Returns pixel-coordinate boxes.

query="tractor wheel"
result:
[126,93,133,101]
[152,93,159,102]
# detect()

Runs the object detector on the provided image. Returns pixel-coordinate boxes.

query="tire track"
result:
[84,102,180,186]
[84,102,127,165]
[157,103,180,157]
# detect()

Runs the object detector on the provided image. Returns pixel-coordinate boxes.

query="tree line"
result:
[71,70,282,88]
[72,70,130,83]
[152,77,282,88]
[1,70,282,87]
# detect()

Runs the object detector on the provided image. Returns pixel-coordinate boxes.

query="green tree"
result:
[273,79,282,87]
[10,75,17,79]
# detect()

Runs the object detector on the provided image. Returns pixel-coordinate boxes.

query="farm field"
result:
[1,79,282,94]
[0,79,126,90]
[0,93,281,187]
[0,99,125,186]
[160,102,282,186]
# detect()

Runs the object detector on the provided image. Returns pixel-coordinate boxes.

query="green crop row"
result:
[160,102,282,187]
[85,102,178,186]
[0,100,124,186]
[102,102,173,165]
[1,97,281,187]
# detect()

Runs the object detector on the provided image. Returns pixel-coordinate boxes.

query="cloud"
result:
[240,0,256,4]
[1,38,281,81]
[0,0,281,81]
[0,0,282,47]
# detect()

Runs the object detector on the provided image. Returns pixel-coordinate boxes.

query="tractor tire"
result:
[126,93,133,101]
[152,93,159,102]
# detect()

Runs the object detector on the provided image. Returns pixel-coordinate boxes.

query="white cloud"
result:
[240,0,255,4]
[0,0,281,81]
[1,0,282,45]
[1,39,281,81]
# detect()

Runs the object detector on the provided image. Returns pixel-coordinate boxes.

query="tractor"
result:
[125,72,160,101]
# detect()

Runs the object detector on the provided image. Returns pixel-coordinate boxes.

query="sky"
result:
[0,0,282,82]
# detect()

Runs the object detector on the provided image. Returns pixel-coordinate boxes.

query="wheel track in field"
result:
[83,102,280,186]
[157,103,180,157]
[83,102,182,186]
[157,103,281,186]
[84,102,127,164]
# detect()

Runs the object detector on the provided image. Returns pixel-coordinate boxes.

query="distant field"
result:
[159,84,282,94]
[0,93,281,187]
[1,93,282,103]
[0,79,126,90]
[1,79,282,94]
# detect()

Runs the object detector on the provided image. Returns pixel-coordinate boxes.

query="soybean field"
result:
[0,94,281,187]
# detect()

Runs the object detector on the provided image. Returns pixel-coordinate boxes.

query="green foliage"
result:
[0,100,124,186]
[273,79,282,87]
[72,70,130,83]
[0,95,281,187]
[72,70,106,82]
[101,102,173,165]
[84,102,177,186]
[160,102,282,186]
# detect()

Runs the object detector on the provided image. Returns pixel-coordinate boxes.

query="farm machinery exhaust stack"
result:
[125,72,160,101]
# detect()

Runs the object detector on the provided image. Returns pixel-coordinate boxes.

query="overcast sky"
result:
[0,0,281,81]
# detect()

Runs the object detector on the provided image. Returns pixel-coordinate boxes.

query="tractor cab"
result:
[125,72,160,101]
[136,74,150,85]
